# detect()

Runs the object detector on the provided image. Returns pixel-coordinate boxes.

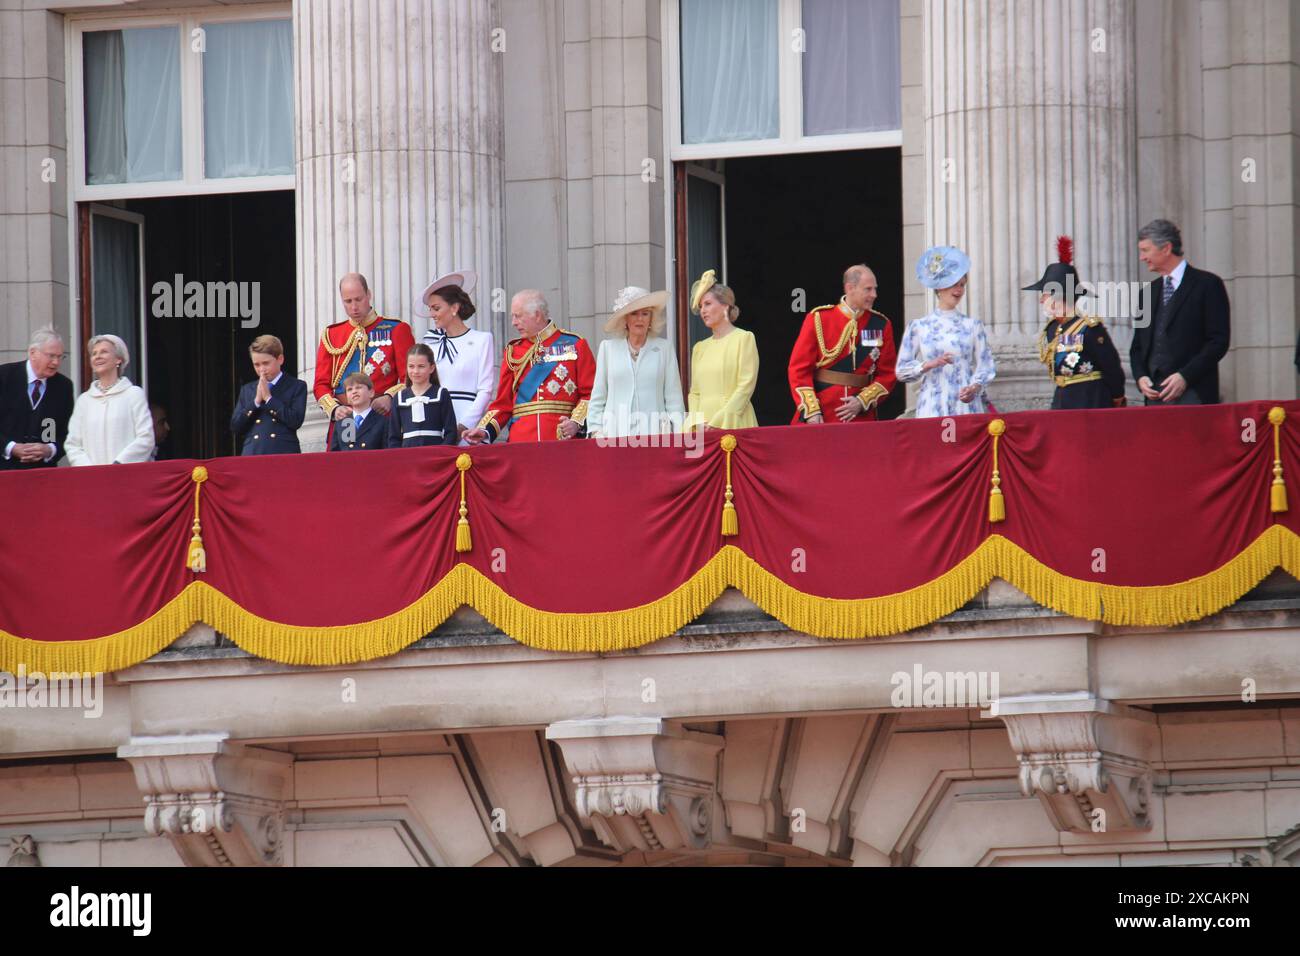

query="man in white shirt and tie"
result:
[0,327,75,470]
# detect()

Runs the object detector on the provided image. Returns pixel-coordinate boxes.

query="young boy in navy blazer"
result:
[231,335,307,455]
[328,372,389,451]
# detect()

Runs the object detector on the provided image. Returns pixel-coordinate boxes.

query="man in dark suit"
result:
[1131,219,1230,405]
[230,335,307,455]
[0,327,75,471]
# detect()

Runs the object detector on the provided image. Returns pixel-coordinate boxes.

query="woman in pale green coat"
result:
[588,287,686,438]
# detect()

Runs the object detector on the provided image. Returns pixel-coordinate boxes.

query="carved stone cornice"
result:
[989,694,1155,834]
[1261,824,1300,867]
[6,835,39,867]
[545,718,722,853]
[117,733,292,867]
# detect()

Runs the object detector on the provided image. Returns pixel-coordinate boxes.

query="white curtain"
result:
[91,214,141,370]
[681,0,779,144]
[123,27,182,181]
[83,27,181,184]
[202,19,294,179]
[83,32,127,185]
[801,0,901,135]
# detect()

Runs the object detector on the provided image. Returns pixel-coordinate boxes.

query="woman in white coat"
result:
[416,269,496,443]
[588,287,686,439]
[65,334,155,466]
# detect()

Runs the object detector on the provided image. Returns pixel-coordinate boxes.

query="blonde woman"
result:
[588,287,685,438]
[683,270,759,430]
[65,334,154,466]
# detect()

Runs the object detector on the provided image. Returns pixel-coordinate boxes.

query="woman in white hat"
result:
[896,246,996,417]
[417,270,496,442]
[588,287,685,438]
[65,333,155,466]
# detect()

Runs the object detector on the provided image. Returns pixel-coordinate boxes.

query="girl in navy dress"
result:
[387,344,459,447]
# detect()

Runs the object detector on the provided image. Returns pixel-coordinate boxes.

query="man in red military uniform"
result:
[464,290,595,443]
[314,273,416,424]
[788,264,897,424]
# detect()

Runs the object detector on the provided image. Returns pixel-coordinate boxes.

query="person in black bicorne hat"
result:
[1025,236,1126,410]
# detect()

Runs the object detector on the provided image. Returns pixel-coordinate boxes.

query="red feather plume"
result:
[1056,235,1074,265]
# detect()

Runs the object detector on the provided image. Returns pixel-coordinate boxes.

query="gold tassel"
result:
[988,419,1006,524]
[455,453,473,553]
[1269,406,1288,513]
[720,434,739,536]
[186,466,209,572]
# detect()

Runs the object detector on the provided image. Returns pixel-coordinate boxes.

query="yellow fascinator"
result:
[689,269,718,314]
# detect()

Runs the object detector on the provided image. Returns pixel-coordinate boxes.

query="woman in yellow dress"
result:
[683,269,759,430]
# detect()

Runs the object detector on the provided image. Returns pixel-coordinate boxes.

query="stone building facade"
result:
[2,0,1299,866]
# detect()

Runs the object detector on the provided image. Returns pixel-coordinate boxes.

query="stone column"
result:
[499,0,665,347]
[294,0,505,448]
[923,0,1138,409]
[0,8,70,367]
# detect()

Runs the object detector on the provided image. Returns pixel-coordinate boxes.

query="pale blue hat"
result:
[916,246,971,290]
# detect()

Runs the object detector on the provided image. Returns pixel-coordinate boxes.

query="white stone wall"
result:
[293,0,506,357]
[1136,0,1300,402]
[500,0,665,347]
[0,5,70,365]
[5,706,1298,867]
[900,0,927,412]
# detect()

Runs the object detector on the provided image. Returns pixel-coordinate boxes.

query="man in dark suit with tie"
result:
[0,327,75,471]
[1130,219,1231,405]
[230,335,307,455]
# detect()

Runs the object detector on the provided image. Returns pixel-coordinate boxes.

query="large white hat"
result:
[415,270,478,318]
[605,286,669,335]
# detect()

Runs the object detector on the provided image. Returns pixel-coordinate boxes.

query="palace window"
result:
[72,7,294,199]
[669,0,901,159]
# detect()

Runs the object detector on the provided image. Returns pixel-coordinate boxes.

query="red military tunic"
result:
[313,311,416,415]
[787,299,897,423]
[478,322,596,442]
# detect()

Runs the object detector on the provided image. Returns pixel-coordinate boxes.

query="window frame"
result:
[67,3,294,201]
[84,204,148,393]
[665,0,902,161]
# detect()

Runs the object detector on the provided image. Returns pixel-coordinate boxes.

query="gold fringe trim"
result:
[3,529,1297,671]
[0,583,206,675]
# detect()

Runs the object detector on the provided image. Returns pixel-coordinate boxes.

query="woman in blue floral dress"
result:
[896,246,997,417]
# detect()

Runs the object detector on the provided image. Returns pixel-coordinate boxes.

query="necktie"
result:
[1162,275,1174,308]
[30,380,42,409]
